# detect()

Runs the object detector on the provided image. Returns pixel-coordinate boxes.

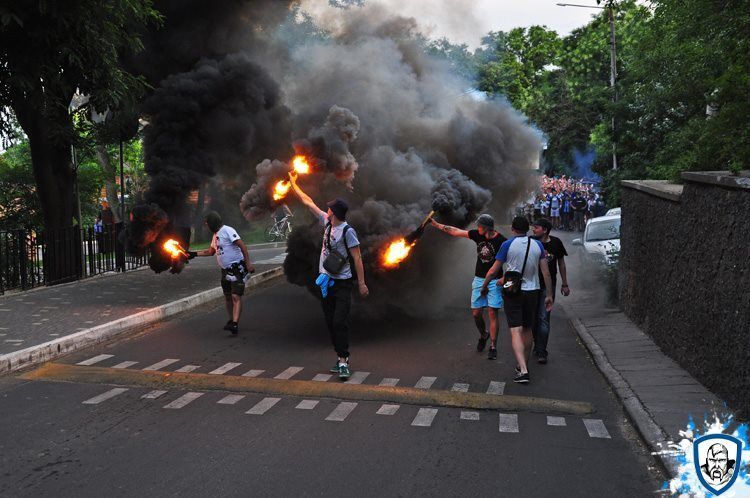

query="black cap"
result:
[531,217,552,232]
[511,216,530,233]
[476,214,494,230]
[326,198,349,221]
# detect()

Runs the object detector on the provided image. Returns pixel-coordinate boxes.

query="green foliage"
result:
[0,142,42,230]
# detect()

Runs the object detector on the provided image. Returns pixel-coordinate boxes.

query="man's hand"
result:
[288,171,298,185]
[561,284,570,296]
[245,262,256,274]
[545,296,554,312]
[187,251,198,260]
[429,218,439,228]
[358,281,369,298]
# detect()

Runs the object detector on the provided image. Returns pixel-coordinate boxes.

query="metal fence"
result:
[0,224,149,294]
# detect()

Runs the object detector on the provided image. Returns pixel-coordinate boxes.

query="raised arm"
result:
[429,218,470,238]
[289,172,325,219]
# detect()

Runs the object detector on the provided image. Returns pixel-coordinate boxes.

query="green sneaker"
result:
[338,363,351,380]
[330,358,349,373]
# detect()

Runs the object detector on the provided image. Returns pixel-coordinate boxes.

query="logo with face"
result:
[694,434,742,495]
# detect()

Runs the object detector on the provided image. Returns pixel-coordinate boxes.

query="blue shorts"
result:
[471,276,503,309]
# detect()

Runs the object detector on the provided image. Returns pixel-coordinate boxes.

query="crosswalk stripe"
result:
[312,374,332,382]
[143,359,179,371]
[451,382,469,392]
[547,416,567,426]
[411,408,438,427]
[77,354,114,366]
[347,371,370,385]
[461,411,480,421]
[164,392,204,409]
[498,413,519,433]
[486,381,505,395]
[209,362,242,375]
[583,419,611,438]
[141,390,168,399]
[246,397,281,415]
[378,378,399,387]
[414,376,437,389]
[376,404,400,415]
[175,365,200,373]
[274,366,304,380]
[295,400,319,410]
[325,402,358,422]
[217,394,245,405]
[242,369,265,377]
[112,361,138,369]
[83,388,128,404]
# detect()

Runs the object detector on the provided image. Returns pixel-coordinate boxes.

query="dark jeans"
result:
[532,287,555,355]
[321,278,353,358]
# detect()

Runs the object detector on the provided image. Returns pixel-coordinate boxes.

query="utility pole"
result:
[119,139,125,221]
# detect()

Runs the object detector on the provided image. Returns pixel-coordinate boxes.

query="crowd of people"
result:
[521,176,607,232]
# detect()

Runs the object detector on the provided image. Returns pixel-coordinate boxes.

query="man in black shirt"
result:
[430,214,507,359]
[531,218,570,363]
[571,193,587,232]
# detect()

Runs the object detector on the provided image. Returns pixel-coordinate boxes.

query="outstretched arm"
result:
[429,219,469,238]
[289,172,325,219]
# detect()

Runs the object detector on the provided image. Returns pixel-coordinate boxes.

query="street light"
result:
[557,1,619,170]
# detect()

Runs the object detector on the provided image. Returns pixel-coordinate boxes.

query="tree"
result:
[0,1,159,233]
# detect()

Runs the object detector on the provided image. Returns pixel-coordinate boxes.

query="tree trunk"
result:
[95,145,122,223]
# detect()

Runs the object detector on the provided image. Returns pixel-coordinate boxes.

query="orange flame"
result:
[273,180,291,201]
[292,155,311,175]
[382,238,416,268]
[163,239,188,259]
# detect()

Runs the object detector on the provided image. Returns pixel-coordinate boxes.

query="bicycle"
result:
[265,215,293,241]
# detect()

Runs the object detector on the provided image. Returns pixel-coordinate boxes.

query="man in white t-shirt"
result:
[189,211,254,335]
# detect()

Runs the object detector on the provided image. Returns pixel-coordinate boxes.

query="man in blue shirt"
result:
[481,217,553,383]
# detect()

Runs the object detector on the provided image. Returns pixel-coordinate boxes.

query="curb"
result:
[0,267,285,376]
[564,309,679,476]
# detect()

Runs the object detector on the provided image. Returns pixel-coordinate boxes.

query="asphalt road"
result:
[0,237,665,497]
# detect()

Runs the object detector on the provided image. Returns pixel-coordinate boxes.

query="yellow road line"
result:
[22,362,595,415]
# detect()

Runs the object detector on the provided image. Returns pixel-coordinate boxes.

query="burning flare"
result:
[163,239,188,259]
[292,155,311,175]
[382,238,416,268]
[273,180,292,201]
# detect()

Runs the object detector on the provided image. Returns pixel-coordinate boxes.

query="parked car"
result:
[605,207,621,216]
[572,214,621,267]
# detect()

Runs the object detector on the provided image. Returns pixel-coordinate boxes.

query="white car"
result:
[605,207,621,216]
[572,214,621,267]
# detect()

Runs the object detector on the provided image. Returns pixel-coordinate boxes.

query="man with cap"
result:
[188,211,254,335]
[288,172,369,380]
[530,217,570,364]
[429,214,507,359]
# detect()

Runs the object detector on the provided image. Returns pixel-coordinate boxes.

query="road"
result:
[0,236,664,497]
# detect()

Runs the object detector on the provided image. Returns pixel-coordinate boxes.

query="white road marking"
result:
[77,354,114,366]
[175,365,201,373]
[325,402,358,422]
[461,411,480,421]
[254,254,287,264]
[414,376,437,389]
[83,388,128,405]
[376,404,400,415]
[112,361,138,369]
[274,366,304,380]
[209,362,242,375]
[142,359,179,371]
[451,383,469,392]
[164,392,204,409]
[547,416,567,426]
[411,408,438,427]
[498,414,519,433]
[583,419,611,438]
[5,339,23,343]
[246,397,281,415]
[378,378,399,387]
[347,371,370,385]
[242,369,265,377]
[217,394,245,405]
[295,400,319,410]
[486,381,505,395]
[142,390,168,399]
[312,374,332,382]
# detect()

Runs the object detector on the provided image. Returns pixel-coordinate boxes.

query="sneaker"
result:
[223,320,233,331]
[338,363,351,380]
[330,358,349,373]
[228,322,238,335]
[476,333,489,352]
[537,352,548,364]
[513,372,530,383]
[515,365,521,374]
[487,347,497,360]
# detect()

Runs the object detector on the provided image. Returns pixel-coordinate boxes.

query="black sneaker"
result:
[487,347,497,360]
[228,322,238,335]
[537,352,548,364]
[223,320,233,331]
[330,358,349,373]
[476,333,489,352]
[515,365,521,374]
[513,372,530,383]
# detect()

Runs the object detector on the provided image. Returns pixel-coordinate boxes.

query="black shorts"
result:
[504,290,540,328]
[221,270,245,296]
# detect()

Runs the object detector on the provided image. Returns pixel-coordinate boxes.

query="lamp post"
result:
[557,1,618,170]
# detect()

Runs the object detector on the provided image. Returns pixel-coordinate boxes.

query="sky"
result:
[300,0,603,48]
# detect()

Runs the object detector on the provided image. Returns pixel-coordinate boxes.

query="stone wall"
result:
[620,172,750,418]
